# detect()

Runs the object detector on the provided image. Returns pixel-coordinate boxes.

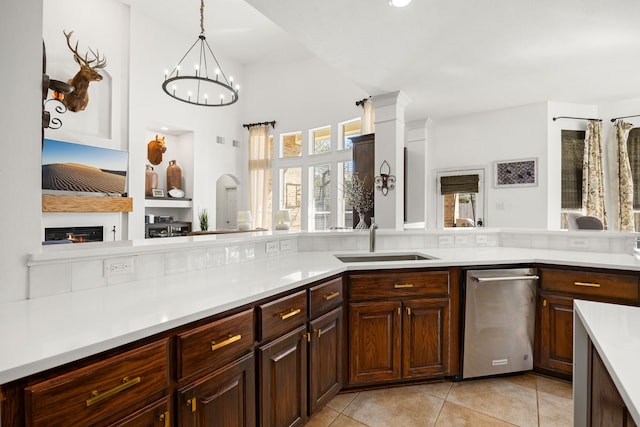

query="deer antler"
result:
[63,30,107,69]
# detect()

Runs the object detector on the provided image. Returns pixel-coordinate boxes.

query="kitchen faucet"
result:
[369,217,377,252]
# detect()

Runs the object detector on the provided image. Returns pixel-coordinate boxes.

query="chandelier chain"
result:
[200,0,205,35]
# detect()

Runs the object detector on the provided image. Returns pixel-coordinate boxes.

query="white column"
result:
[371,91,410,230]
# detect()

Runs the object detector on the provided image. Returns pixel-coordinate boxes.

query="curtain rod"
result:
[242,120,276,130]
[355,97,370,108]
[552,116,602,122]
[610,114,640,122]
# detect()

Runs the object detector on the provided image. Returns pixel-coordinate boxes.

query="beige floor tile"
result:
[342,384,445,427]
[306,406,341,427]
[326,392,359,413]
[328,414,370,427]
[537,389,573,427]
[447,378,538,427]
[536,375,573,400]
[502,372,538,391]
[435,401,518,426]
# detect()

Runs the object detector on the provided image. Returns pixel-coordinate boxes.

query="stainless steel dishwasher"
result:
[462,267,538,379]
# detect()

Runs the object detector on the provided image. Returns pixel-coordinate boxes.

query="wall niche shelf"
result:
[42,195,133,212]
[144,198,193,209]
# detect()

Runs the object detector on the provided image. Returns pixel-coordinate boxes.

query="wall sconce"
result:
[275,210,291,230]
[374,160,396,196]
[237,210,253,231]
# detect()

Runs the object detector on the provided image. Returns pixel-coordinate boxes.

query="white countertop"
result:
[2,246,640,385]
[574,300,640,423]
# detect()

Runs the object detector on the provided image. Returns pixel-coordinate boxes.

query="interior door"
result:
[224,187,238,229]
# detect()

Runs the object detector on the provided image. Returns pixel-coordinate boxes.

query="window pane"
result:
[311,126,331,155]
[340,119,361,150]
[561,129,585,209]
[281,167,301,230]
[628,128,640,209]
[443,193,477,227]
[311,164,331,230]
[339,160,354,228]
[281,132,301,158]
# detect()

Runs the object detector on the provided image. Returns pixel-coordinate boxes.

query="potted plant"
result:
[343,174,373,229]
[198,208,209,231]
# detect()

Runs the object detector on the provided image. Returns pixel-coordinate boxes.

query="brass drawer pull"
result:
[394,283,414,288]
[574,281,601,288]
[279,308,301,320]
[86,376,141,407]
[314,328,322,338]
[323,291,340,301]
[211,334,242,351]
[187,397,197,412]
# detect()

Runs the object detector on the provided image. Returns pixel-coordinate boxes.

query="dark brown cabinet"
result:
[178,353,255,427]
[590,345,638,427]
[347,270,452,387]
[350,133,375,228]
[309,307,343,414]
[258,325,308,427]
[535,267,640,379]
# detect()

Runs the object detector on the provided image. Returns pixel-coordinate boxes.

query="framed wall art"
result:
[152,188,165,198]
[494,158,537,188]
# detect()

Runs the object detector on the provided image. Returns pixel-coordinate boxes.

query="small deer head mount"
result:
[62,30,107,112]
[147,135,167,165]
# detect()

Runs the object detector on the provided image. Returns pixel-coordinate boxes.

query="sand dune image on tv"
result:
[41,138,128,196]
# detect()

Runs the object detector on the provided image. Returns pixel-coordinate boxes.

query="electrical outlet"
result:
[280,239,292,251]
[266,241,279,254]
[438,235,453,247]
[570,238,589,249]
[104,257,134,277]
[455,235,468,245]
[476,235,488,244]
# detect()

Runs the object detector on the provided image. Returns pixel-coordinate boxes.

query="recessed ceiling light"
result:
[389,0,412,7]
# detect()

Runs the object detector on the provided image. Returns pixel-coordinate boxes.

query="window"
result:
[338,160,354,227]
[560,129,586,228]
[310,164,331,230]
[281,132,302,158]
[436,170,485,228]
[628,128,640,229]
[310,126,331,155]
[339,119,361,150]
[280,167,301,230]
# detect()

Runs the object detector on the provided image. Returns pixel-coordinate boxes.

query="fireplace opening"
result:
[44,226,104,244]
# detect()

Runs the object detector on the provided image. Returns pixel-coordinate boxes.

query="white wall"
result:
[0,0,43,302]
[428,102,549,229]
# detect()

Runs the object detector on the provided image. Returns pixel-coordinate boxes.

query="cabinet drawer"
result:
[309,277,343,318]
[349,271,450,300]
[259,290,307,342]
[177,308,254,380]
[540,268,639,301]
[25,338,170,427]
[108,396,171,427]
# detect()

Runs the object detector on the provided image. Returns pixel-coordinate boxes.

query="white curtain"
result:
[583,120,607,228]
[248,125,271,229]
[362,99,375,134]
[615,120,634,231]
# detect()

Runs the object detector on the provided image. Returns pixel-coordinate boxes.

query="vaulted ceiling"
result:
[134,0,640,121]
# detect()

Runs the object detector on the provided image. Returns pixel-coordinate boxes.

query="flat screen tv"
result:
[42,138,129,196]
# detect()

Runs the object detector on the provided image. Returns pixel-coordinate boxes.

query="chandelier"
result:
[162,0,239,107]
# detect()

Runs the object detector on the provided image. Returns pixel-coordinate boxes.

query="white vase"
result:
[355,212,368,229]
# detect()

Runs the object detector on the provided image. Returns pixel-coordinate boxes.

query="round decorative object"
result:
[168,188,185,198]
[166,160,182,191]
[145,165,158,197]
[355,211,368,229]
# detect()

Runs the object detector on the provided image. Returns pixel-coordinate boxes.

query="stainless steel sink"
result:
[335,253,437,263]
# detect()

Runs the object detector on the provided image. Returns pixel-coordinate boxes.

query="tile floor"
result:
[307,373,573,427]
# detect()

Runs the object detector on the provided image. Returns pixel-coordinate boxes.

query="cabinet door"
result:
[178,352,255,427]
[348,301,402,385]
[108,397,171,427]
[403,298,449,378]
[309,307,343,415]
[258,325,308,427]
[537,292,574,377]
[590,346,628,426]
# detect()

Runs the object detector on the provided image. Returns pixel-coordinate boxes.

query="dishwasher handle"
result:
[472,275,539,283]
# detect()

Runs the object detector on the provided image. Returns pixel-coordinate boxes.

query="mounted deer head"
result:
[62,30,107,112]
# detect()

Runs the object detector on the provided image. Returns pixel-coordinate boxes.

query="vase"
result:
[144,165,158,197]
[166,160,182,191]
[355,211,368,229]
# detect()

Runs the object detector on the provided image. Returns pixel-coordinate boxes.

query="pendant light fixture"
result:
[389,0,412,7]
[162,0,239,107]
